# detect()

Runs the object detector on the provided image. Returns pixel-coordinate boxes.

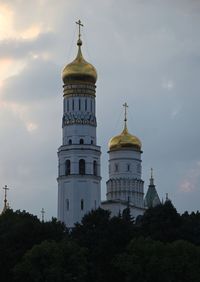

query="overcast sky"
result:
[0,0,200,219]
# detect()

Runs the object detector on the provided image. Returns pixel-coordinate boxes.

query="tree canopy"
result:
[0,203,200,282]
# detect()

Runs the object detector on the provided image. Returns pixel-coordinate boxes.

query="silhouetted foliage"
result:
[71,208,136,282]
[1,205,200,282]
[14,240,88,282]
[139,200,182,242]
[0,209,66,282]
[180,210,200,245]
[114,238,200,282]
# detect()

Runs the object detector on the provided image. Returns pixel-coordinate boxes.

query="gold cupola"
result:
[62,20,97,84]
[108,103,142,151]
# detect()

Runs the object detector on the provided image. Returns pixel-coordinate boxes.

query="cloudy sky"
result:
[0,0,200,219]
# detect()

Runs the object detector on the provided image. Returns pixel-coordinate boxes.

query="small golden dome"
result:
[109,125,142,151]
[62,39,97,84]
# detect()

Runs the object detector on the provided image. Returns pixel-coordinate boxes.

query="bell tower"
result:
[101,103,145,218]
[57,21,101,227]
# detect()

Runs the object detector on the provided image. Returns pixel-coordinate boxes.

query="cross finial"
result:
[41,208,45,222]
[2,185,9,212]
[151,168,153,178]
[123,102,128,129]
[76,19,84,40]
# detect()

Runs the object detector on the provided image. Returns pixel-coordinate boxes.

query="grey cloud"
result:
[2,58,61,102]
[1,0,200,217]
[0,32,57,59]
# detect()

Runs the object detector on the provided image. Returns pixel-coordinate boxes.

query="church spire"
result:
[150,167,154,186]
[2,185,9,213]
[144,169,161,208]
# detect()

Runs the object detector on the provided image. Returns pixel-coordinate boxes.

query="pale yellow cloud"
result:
[0,99,38,134]
[179,162,200,193]
[0,58,26,85]
[20,25,41,40]
[26,122,38,133]
[0,3,43,40]
[0,4,14,39]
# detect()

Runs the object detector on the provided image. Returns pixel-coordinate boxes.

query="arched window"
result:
[91,140,93,145]
[81,199,84,210]
[127,164,130,171]
[93,160,97,176]
[80,138,84,144]
[115,164,119,172]
[79,159,85,175]
[67,100,69,111]
[65,160,70,175]
[85,99,87,111]
[79,99,81,110]
[68,139,72,145]
[66,199,69,211]
[72,99,74,110]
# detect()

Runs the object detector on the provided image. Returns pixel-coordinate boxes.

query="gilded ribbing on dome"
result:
[62,20,97,84]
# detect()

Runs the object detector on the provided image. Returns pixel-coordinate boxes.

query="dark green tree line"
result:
[0,202,200,282]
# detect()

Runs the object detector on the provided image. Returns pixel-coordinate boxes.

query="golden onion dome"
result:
[62,38,97,84]
[109,124,142,151]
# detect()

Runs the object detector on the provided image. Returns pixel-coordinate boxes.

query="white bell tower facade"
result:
[57,21,101,227]
[101,103,145,218]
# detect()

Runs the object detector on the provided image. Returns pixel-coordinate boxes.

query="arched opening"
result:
[79,159,85,175]
[65,160,71,175]
[90,99,92,112]
[93,160,97,176]
[68,139,72,145]
[79,99,81,110]
[81,199,84,210]
[85,99,87,111]
[80,138,84,144]
[91,140,93,145]
[66,199,69,211]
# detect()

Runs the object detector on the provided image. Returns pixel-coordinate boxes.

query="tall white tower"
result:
[57,21,101,227]
[101,103,145,218]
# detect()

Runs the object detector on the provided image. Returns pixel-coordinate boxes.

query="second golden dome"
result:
[109,125,142,151]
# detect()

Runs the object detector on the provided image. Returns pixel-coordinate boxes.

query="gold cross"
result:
[123,102,128,122]
[76,19,84,39]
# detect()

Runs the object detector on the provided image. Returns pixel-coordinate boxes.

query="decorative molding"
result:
[62,112,96,127]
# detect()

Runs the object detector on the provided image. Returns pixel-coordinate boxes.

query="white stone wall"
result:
[106,178,144,207]
[57,83,101,227]
[108,149,142,179]
[101,201,144,219]
[58,177,101,227]
[104,147,145,215]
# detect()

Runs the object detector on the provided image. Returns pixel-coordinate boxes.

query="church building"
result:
[57,21,101,227]
[57,21,160,227]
